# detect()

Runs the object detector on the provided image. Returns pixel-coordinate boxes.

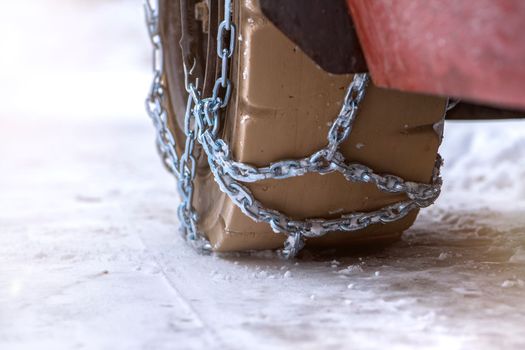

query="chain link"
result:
[144,0,444,258]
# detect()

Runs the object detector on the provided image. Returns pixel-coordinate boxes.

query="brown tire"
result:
[160,0,447,252]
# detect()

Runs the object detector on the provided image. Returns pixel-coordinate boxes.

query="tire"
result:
[160,0,447,252]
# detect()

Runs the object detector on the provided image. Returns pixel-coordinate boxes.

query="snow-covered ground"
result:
[1,1,525,349]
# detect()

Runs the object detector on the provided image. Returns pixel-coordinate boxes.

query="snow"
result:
[337,265,364,275]
[1,0,525,349]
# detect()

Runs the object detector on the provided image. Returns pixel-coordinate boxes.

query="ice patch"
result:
[509,247,525,263]
[501,279,524,288]
[337,265,364,276]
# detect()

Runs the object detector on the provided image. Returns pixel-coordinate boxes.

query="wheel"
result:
[158,0,447,253]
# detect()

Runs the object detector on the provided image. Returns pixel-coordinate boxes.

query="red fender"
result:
[347,0,525,109]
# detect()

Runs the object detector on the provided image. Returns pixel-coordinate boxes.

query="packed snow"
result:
[1,0,525,349]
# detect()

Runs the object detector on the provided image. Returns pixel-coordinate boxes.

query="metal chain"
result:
[144,2,180,177]
[144,0,444,258]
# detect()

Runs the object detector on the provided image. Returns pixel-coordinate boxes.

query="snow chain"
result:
[144,0,444,258]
